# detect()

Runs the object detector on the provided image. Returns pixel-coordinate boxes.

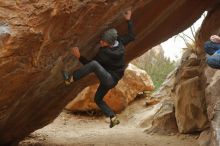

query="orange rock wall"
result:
[0,0,218,145]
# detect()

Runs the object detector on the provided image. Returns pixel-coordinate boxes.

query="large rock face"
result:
[173,52,209,133]
[148,99,178,135]
[204,68,220,146]
[203,68,220,146]
[0,0,218,145]
[65,64,154,113]
[197,4,220,146]
[145,53,209,135]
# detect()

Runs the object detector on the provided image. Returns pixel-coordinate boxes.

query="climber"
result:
[62,10,135,128]
[204,30,220,69]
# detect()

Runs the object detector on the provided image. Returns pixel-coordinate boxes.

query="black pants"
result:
[73,60,117,118]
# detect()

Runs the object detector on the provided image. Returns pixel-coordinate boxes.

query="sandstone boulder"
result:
[173,53,209,133]
[139,64,178,134]
[145,54,209,135]
[204,68,220,146]
[0,0,217,144]
[65,64,154,113]
[147,99,178,135]
[175,76,209,133]
[198,130,211,146]
[197,5,220,145]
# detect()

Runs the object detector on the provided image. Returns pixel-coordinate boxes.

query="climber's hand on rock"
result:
[123,10,132,21]
[71,47,80,59]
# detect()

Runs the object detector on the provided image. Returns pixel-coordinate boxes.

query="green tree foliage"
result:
[132,46,177,90]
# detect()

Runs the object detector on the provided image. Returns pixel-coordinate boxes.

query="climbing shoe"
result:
[110,116,120,128]
[64,76,74,86]
[61,71,74,86]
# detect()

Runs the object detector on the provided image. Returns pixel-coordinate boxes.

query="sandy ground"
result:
[19,98,199,146]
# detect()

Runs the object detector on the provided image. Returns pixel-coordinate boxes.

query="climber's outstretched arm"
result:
[118,10,135,46]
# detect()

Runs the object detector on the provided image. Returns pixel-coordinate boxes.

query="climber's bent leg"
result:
[204,41,220,55]
[94,84,116,118]
[73,60,116,86]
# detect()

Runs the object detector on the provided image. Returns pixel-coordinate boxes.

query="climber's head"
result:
[100,28,118,47]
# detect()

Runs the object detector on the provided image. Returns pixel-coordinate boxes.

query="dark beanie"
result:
[101,28,118,45]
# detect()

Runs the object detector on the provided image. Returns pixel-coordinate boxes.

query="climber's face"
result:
[99,40,110,47]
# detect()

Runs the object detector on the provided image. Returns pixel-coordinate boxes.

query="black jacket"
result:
[79,20,135,82]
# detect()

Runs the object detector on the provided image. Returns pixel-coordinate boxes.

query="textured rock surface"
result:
[198,4,220,146]
[173,52,209,133]
[144,69,178,134]
[204,68,220,146]
[198,130,211,146]
[145,52,209,135]
[65,64,154,113]
[0,0,218,145]
[147,99,178,135]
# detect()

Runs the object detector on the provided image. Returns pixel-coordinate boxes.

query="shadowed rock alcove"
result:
[0,0,219,145]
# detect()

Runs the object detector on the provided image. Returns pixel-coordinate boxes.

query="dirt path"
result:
[19,99,199,146]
